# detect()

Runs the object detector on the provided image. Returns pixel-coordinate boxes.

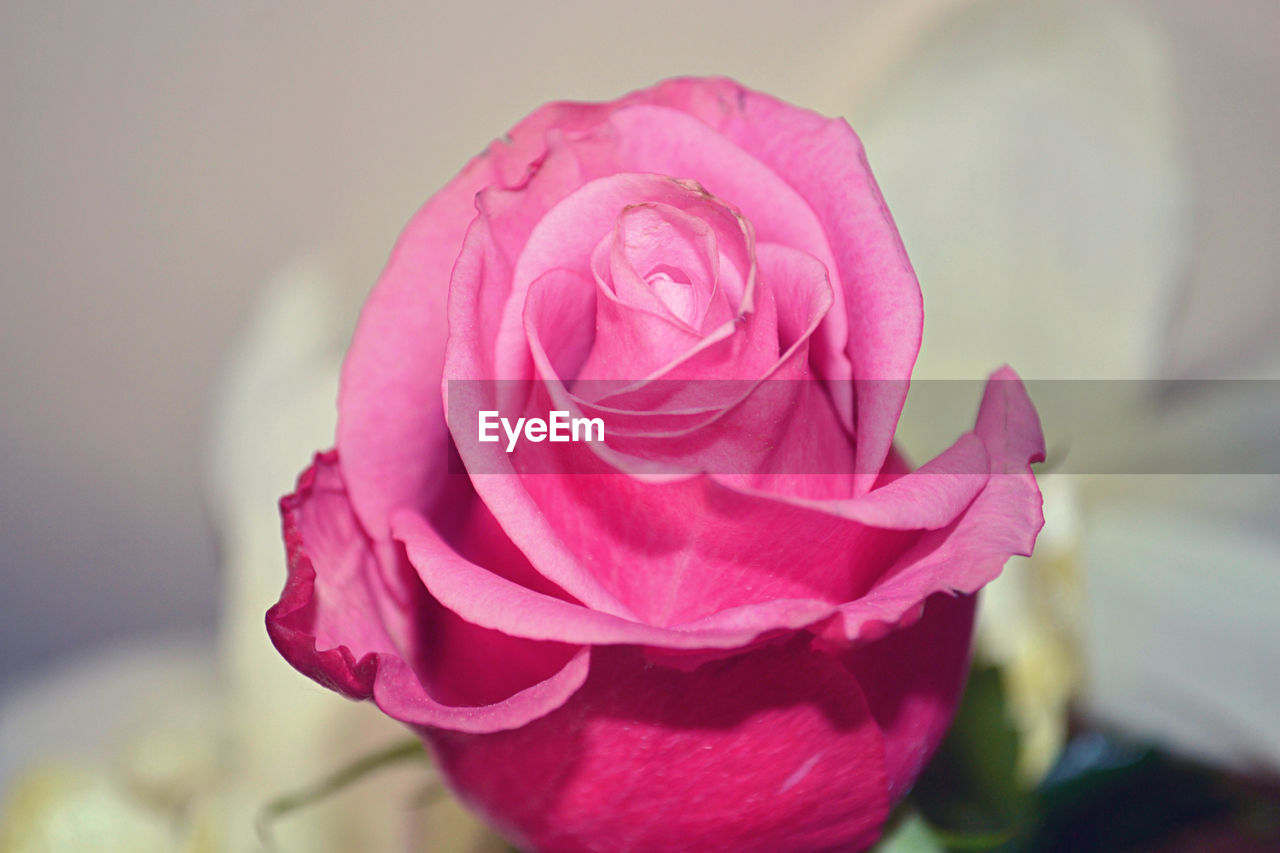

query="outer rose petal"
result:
[268,451,400,699]
[267,452,592,734]
[426,642,890,853]
[337,155,495,543]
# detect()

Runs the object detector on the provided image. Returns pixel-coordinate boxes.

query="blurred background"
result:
[2,1,1278,851]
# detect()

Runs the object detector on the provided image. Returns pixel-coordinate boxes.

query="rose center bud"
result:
[644,266,696,326]
[570,193,748,386]
[610,202,727,333]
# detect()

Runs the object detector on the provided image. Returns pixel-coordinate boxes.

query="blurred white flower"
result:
[1,765,176,853]
[815,0,1279,779]
[0,639,220,852]
[205,257,414,853]
[2,260,505,852]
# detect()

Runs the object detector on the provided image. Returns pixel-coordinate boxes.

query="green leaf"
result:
[903,662,1280,852]
[910,665,1034,845]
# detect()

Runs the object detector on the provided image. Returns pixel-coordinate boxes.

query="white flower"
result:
[2,261,504,852]
[814,0,1279,779]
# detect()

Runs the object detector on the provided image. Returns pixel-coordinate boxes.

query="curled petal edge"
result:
[828,366,1046,639]
[267,451,592,734]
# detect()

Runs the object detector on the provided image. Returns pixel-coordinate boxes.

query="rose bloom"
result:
[268,77,1044,852]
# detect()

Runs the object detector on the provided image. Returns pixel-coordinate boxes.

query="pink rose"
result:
[267,77,1044,852]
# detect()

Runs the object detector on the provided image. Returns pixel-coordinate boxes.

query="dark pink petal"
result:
[440,389,992,638]
[517,267,598,382]
[734,101,921,496]
[427,642,890,853]
[761,243,836,353]
[333,97,626,543]
[420,371,1030,650]
[571,265,706,383]
[607,105,841,292]
[475,131,595,277]
[268,450,390,700]
[717,430,987,525]
[267,452,592,734]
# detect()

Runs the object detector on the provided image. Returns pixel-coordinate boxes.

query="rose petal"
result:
[267,452,592,734]
[336,155,495,544]
[717,430,988,526]
[444,215,639,617]
[437,372,1024,653]
[604,102,856,421]
[517,267,598,382]
[334,95,640,544]
[606,202,720,326]
[509,172,761,384]
[523,470,917,624]
[523,243,832,479]
[667,82,925,495]
[393,507,835,650]
[476,130,596,283]
[400,428,985,643]
[428,643,889,853]
[831,367,1045,641]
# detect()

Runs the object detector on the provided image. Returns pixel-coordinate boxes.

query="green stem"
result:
[255,738,429,850]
